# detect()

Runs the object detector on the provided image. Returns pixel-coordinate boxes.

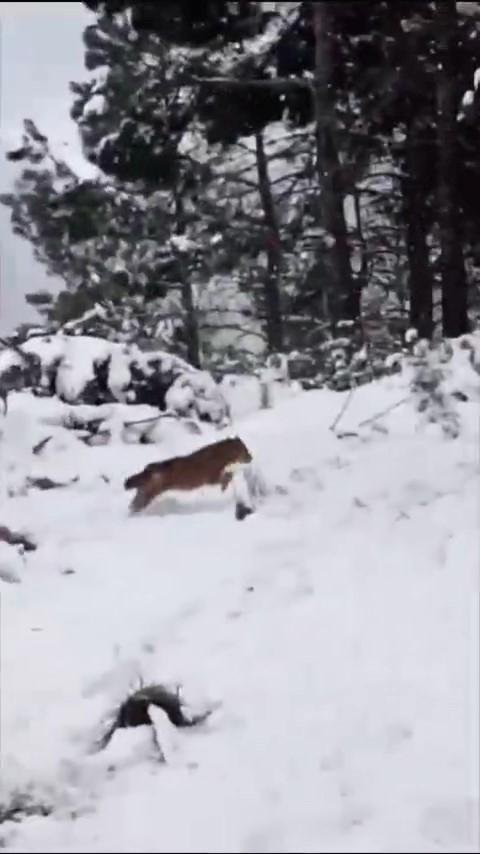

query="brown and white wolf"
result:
[124,436,255,519]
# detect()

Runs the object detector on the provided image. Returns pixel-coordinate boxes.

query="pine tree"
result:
[82,0,361,334]
[0,120,195,354]
[3,0,478,403]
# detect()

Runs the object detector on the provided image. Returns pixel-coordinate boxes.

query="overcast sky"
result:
[0,1,96,334]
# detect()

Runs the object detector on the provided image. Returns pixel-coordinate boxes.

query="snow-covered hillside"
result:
[0,341,479,853]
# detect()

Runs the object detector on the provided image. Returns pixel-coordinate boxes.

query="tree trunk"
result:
[436,0,469,337]
[254,130,284,352]
[180,276,201,368]
[174,194,202,368]
[311,2,357,322]
[352,187,368,293]
[403,110,433,339]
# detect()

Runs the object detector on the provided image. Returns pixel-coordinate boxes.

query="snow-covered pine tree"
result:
[3,0,479,401]
[81,1,357,347]
[71,8,276,367]
[1,123,188,355]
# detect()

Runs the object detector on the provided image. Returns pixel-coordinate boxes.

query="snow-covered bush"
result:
[284,307,407,392]
[406,332,461,439]
[165,371,227,424]
[0,346,42,398]
[0,334,229,425]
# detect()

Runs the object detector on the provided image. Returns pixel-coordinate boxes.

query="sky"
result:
[0,1,96,334]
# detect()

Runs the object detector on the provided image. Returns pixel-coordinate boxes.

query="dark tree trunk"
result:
[254,130,284,352]
[352,187,368,293]
[436,0,469,337]
[180,276,201,369]
[403,110,434,339]
[174,194,202,368]
[311,2,357,322]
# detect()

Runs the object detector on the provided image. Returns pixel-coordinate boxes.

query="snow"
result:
[0,340,479,853]
[165,371,227,424]
[63,304,108,333]
[1,334,229,423]
[170,234,197,254]
[0,348,24,375]
[199,275,265,358]
[405,327,418,344]
[0,542,23,584]
[55,336,113,403]
[84,94,106,117]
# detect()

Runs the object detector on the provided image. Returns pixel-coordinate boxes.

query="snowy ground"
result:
[0,350,479,853]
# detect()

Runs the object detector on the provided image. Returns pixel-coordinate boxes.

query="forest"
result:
[1,1,480,390]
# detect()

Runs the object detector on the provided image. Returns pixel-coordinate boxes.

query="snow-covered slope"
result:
[0,345,478,853]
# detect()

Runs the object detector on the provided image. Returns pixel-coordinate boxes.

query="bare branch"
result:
[358,397,409,428]
[200,323,266,341]
[123,412,203,434]
[192,75,312,92]
[329,385,356,433]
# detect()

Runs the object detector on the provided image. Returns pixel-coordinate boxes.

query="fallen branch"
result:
[32,435,52,455]
[123,414,172,428]
[357,396,409,428]
[123,412,203,436]
[329,385,356,433]
[124,411,194,427]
